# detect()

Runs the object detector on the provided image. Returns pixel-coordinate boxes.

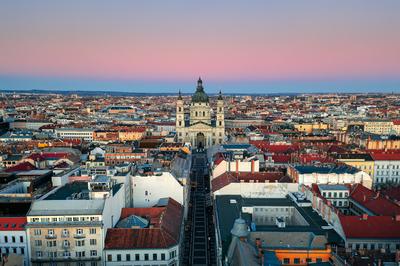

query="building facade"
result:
[176,78,225,148]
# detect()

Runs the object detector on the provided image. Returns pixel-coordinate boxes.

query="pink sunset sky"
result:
[0,1,399,92]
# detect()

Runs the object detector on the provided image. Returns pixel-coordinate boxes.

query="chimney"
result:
[395,215,400,222]
[362,213,368,220]
[251,160,255,174]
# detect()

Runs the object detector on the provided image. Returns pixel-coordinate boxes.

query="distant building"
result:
[55,128,94,142]
[175,78,225,148]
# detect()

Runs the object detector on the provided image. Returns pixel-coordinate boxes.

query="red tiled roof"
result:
[28,152,70,161]
[271,154,291,163]
[299,154,335,164]
[381,187,400,202]
[393,120,400,125]
[340,215,400,239]
[370,153,400,161]
[105,198,183,250]
[213,152,225,165]
[0,217,27,231]
[250,140,298,153]
[212,171,288,192]
[350,184,400,216]
[53,161,71,169]
[5,162,36,172]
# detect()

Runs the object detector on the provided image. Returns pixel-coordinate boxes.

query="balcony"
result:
[73,233,86,239]
[45,234,57,239]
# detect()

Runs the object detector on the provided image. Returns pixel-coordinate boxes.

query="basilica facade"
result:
[176,78,225,148]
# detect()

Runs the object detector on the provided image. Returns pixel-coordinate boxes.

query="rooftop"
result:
[105,198,183,250]
[294,165,359,175]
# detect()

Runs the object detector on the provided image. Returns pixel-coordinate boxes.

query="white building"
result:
[288,165,372,189]
[317,184,350,210]
[26,177,125,265]
[55,128,94,141]
[371,153,400,185]
[0,217,29,265]
[212,157,259,179]
[131,171,184,208]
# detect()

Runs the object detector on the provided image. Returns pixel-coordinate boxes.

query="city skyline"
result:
[1,0,400,93]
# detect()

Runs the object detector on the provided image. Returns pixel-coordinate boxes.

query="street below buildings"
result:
[182,150,217,266]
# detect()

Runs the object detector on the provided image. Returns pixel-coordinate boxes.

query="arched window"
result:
[195,111,198,116]
[203,111,205,116]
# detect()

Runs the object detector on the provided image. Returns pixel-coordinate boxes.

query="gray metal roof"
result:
[28,199,104,216]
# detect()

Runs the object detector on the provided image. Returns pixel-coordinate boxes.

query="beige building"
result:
[176,78,225,148]
[294,123,329,134]
[363,120,394,135]
[26,177,125,266]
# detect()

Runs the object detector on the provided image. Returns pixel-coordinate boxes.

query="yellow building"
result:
[363,120,393,135]
[118,130,145,142]
[294,123,329,134]
[335,153,375,178]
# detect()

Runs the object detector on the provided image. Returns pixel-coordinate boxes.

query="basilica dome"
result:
[191,77,209,103]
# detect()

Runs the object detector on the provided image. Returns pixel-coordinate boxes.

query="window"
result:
[316,258,322,262]
[12,236,15,243]
[135,254,140,261]
[62,229,69,237]
[107,254,112,261]
[306,258,312,263]
[35,240,42,246]
[145,254,149,261]
[63,251,71,257]
[76,240,85,246]
[76,228,83,235]
[145,191,148,196]
[161,253,166,260]
[294,258,300,264]
[36,251,43,258]
[153,253,157,260]
[126,254,131,261]
[90,250,97,256]
[20,236,23,243]
[48,229,54,236]
[49,251,57,258]
[283,258,290,264]
[76,251,85,258]
[90,239,97,245]
[4,236,8,243]
[89,228,96,234]
[20,248,24,255]
[47,240,56,247]
[117,254,122,261]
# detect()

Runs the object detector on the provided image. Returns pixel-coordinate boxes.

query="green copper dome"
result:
[192,77,209,103]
